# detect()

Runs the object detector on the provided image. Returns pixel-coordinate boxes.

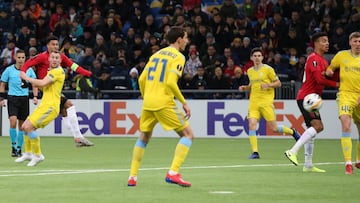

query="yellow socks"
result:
[129,139,147,177]
[170,137,192,173]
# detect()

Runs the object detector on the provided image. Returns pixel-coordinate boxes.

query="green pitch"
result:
[0,137,359,203]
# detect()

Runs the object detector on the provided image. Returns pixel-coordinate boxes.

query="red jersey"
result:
[21,51,91,79]
[296,52,337,100]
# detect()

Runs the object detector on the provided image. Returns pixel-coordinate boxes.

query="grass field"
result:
[0,136,359,203]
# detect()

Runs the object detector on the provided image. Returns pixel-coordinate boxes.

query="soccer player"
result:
[284,32,339,172]
[0,49,38,157]
[326,31,360,174]
[17,50,65,166]
[239,48,300,159]
[127,26,194,187]
[20,36,94,147]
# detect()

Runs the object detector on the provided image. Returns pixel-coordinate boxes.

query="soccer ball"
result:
[303,93,323,112]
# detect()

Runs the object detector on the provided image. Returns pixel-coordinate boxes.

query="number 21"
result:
[148,58,168,82]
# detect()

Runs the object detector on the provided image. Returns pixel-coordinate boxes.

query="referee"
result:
[0,49,38,157]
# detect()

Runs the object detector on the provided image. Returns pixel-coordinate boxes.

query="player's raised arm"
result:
[60,53,92,77]
[20,54,44,72]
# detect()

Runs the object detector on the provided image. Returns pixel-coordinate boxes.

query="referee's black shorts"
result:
[7,96,29,120]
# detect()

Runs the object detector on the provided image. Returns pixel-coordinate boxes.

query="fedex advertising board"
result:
[0,100,350,139]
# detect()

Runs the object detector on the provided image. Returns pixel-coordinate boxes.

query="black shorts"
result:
[297,99,321,127]
[7,96,29,121]
[60,93,68,111]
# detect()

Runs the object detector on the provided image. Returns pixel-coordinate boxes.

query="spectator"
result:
[269,53,296,82]
[72,44,84,63]
[209,66,231,99]
[28,0,42,21]
[184,49,201,78]
[238,0,255,20]
[109,59,131,99]
[49,4,68,32]
[53,17,72,47]
[128,67,140,99]
[231,67,249,99]
[193,80,210,99]
[183,0,201,13]
[35,16,50,45]
[70,18,84,40]
[330,25,348,53]
[60,40,76,60]
[76,26,95,48]
[93,34,109,56]
[224,57,241,80]
[179,73,194,98]
[201,45,221,75]
[102,15,120,42]
[221,47,240,66]
[220,0,238,19]
[255,0,274,19]
[279,28,305,55]
[17,25,31,50]
[237,37,252,66]
[160,0,182,15]
[97,67,112,99]
[188,4,208,25]
[199,32,220,57]
[0,40,19,64]
[191,65,210,91]
[78,46,95,71]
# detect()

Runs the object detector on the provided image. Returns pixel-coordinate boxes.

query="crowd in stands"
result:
[0,0,359,99]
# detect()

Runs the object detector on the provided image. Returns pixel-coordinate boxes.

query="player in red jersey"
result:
[21,36,94,147]
[285,32,339,172]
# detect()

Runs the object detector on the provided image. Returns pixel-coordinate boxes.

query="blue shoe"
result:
[248,152,260,159]
[291,128,300,141]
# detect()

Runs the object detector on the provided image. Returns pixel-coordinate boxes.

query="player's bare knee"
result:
[64,100,73,109]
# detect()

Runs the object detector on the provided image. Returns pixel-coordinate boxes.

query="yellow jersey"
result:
[328,50,360,93]
[139,46,186,111]
[41,66,65,112]
[247,64,279,104]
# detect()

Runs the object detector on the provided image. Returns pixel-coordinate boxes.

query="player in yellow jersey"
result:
[326,31,360,174]
[128,27,194,187]
[239,48,300,159]
[17,50,65,166]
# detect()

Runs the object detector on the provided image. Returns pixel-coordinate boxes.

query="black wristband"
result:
[0,92,5,99]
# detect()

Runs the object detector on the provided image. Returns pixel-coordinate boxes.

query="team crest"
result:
[312,61,317,67]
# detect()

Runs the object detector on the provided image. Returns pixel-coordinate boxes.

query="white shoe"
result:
[15,152,33,163]
[27,154,45,167]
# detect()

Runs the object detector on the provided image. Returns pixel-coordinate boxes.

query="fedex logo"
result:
[54,102,140,135]
[207,102,304,137]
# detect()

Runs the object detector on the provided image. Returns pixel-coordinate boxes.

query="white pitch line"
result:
[0,162,345,177]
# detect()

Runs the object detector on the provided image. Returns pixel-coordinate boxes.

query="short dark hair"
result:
[311,32,328,42]
[46,36,59,44]
[16,49,25,55]
[165,26,185,44]
[250,47,262,56]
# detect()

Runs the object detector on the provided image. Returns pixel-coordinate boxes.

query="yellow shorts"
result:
[248,102,275,121]
[337,92,360,122]
[140,106,189,132]
[28,104,59,129]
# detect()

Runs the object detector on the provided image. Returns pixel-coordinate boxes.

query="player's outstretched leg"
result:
[63,104,94,147]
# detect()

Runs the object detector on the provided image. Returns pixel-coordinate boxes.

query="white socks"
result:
[304,137,315,168]
[290,127,317,154]
[63,106,83,139]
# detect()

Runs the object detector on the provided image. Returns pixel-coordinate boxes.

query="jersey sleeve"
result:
[310,56,337,87]
[26,68,37,79]
[268,66,279,82]
[0,67,9,82]
[328,52,341,71]
[21,54,44,72]
[166,55,186,104]
[61,54,92,77]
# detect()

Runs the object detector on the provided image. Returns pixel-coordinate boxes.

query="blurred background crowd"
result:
[0,0,358,99]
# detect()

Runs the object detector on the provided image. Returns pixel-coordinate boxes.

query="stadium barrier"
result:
[0,98,355,139]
